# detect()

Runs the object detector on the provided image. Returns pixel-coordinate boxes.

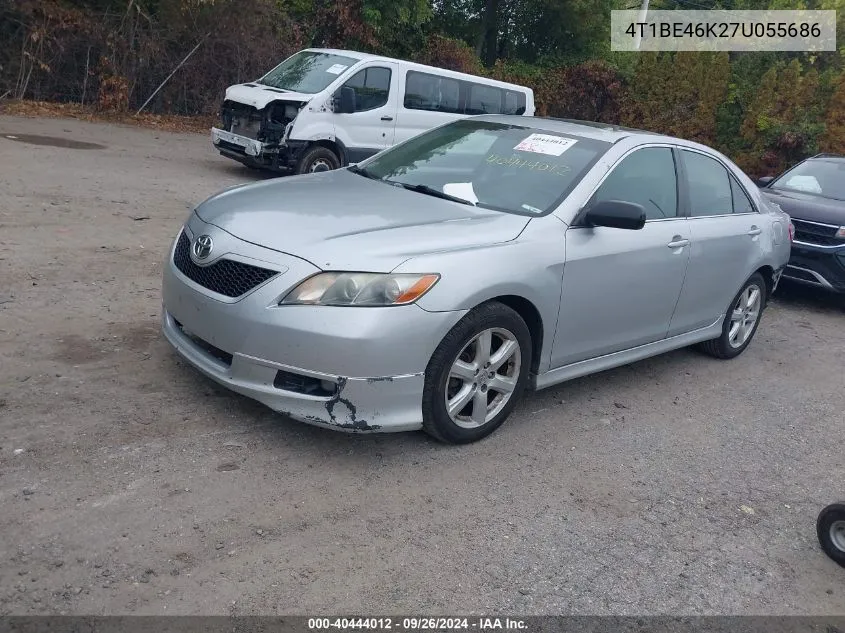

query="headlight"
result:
[836,226,845,239]
[279,272,440,306]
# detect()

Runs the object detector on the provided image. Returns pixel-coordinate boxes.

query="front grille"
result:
[173,231,278,298]
[221,100,262,138]
[792,219,843,246]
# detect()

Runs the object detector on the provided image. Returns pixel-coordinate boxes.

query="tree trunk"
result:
[482,0,499,68]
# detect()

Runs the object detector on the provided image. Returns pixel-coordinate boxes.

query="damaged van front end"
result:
[211,88,312,172]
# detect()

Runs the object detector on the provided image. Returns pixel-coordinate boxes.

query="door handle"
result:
[667,237,690,249]
[747,226,762,236]
[381,116,394,121]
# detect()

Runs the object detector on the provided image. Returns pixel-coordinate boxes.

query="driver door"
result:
[551,146,692,368]
[334,63,398,159]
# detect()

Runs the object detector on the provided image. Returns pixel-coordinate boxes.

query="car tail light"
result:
[788,221,795,242]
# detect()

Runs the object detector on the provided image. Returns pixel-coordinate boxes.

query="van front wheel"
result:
[295,146,340,174]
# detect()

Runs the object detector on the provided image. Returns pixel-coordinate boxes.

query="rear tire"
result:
[817,503,845,567]
[422,302,532,444]
[295,146,340,175]
[698,272,766,359]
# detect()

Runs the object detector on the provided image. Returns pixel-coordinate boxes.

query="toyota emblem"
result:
[192,235,214,260]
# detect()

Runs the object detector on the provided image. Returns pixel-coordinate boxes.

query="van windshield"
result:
[258,51,359,94]
[353,119,611,216]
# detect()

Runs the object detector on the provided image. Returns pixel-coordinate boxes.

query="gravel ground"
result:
[0,115,843,616]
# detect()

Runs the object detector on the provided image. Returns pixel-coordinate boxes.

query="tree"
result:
[820,77,845,154]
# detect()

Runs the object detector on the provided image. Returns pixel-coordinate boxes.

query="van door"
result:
[396,70,464,145]
[333,62,398,163]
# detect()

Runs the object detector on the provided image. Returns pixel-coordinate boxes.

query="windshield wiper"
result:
[254,80,287,91]
[348,164,378,180]
[387,181,474,206]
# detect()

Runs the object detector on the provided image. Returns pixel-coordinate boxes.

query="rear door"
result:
[333,62,398,160]
[667,149,766,336]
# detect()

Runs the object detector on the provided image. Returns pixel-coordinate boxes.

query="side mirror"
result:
[757,176,774,187]
[584,200,646,230]
[334,86,356,114]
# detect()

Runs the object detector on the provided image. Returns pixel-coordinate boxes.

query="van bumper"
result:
[211,127,305,172]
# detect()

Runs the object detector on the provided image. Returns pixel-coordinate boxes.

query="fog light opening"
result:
[273,370,337,397]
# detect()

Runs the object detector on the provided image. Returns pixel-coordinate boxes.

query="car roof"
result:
[806,153,845,162]
[471,115,670,143]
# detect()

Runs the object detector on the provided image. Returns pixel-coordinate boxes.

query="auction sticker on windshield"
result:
[514,134,577,156]
[326,64,348,75]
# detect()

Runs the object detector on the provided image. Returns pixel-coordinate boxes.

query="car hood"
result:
[224,83,312,110]
[195,170,532,271]
[761,188,845,225]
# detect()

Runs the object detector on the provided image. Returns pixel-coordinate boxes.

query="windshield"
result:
[355,120,611,216]
[258,51,359,94]
[770,158,845,201]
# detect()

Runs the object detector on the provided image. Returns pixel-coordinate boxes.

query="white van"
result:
[211,48,535,174]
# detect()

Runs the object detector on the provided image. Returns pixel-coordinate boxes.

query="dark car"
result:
[757,154,845,293]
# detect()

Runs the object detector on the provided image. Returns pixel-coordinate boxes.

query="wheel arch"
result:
[483,295,544,377]
[754,265,775,304]
[310,139,344,164]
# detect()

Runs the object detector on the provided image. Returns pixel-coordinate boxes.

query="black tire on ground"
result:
[295,145,340,175]
[817,503,845,567]
[422,302,532,445]
[697,272,767,360]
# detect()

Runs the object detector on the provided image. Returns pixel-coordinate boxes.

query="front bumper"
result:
[783,241,845,293]
[161,220,466,432]
[211,127,309,172]
[211,127,275,169]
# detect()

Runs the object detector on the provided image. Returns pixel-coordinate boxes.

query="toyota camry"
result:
[161,117,792,444]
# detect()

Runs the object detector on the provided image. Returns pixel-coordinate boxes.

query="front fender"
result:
[398,218,566,373]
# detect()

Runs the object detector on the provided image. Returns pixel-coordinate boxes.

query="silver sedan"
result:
[161,117,792,443]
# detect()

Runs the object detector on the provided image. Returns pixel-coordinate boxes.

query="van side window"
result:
[404,71,460,113]
[466,83,502,115]
[403,71,527,116]
[342,67,391,112]
[503,90,525,115]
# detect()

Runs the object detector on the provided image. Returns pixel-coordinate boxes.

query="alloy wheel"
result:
[444,327,521,429]
[728,283,762,349]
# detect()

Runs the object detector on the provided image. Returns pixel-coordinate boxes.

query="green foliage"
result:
[3,0,845,175]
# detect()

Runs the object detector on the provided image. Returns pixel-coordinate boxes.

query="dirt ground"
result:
[0,115,844,616]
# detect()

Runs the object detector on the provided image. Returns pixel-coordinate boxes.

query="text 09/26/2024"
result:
[307,618,528,631]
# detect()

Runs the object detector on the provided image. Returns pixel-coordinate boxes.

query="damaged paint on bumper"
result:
[163,310,425,433]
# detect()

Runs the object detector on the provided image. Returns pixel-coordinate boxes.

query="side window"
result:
[342,67,391,112]
[730,177,756,214]
[503,90,526,115]
[591,147,678,220]
[681,150,733,216]
[466,83,503,115]
[404,71,460,113]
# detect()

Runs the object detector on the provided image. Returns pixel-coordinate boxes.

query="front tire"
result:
[817,503,845,567]
[295,146,340,175]
[698,272,766,359]
[422,302,532,444]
